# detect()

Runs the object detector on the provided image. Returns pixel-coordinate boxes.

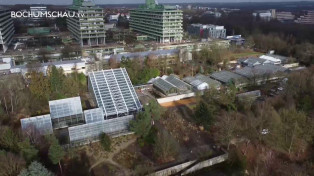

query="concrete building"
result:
[10,59,86,76]
[0,8,15,53]
[30,6,47,22]
[130,0,183,43]
[253,10,272,21]
[0,57,14,73]
[67,0,106,47]
[276,11,295,22]
[225,35,245,45]
[187,24,226,39]
[295,11,314,25]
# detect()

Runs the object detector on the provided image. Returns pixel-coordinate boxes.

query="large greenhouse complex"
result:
[20,68,142,145]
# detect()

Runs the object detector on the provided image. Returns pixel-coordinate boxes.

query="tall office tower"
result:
[30,5,47,22]
[67,0,105,47]
[0,8,14,53]
[130,0,183,43]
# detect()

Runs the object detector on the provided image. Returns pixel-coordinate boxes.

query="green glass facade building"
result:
[67,0,105,47]
[130,0,183,43]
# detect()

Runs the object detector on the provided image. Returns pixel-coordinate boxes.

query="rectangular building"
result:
[130,0,183,43]
[88,68,142,119]
[30,6,47,22]
[153,74,192,96]
[0,8,15,53]
[187,24,226,39]
[49,97,85,129]
[67,0,106,46]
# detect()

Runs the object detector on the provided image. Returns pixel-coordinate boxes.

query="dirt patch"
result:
[113,143,153,170]
[160,98,197,108]
[92,162,124,176]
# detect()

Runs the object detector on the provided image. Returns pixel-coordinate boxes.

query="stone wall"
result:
[149,153,228,176]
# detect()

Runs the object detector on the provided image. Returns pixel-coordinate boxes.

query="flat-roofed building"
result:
[30,6,47,22]
[276,11,295,22]
[187,24,226,39]
[130,0,183,43]
[10,59,86,76]
[295,11,314,25]
[67,0,106,46]
[0,8,15,53]
[259,54,291,64]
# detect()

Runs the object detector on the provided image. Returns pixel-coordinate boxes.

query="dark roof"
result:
[210,71,248,85]
[234,64,287,79]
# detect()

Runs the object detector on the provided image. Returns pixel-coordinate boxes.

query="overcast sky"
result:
[1,0,313,5]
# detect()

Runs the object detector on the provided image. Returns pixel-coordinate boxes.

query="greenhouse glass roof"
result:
[68,115,133,142]
[88,68,142,118]
[84,108,104,124]
[21,114,53,135]
[68,121,105,142]
[165,75,190,91]
[49,97,83,119]
[153,78,177,92]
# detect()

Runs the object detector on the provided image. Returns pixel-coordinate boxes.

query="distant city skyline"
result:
[1,0,314,5]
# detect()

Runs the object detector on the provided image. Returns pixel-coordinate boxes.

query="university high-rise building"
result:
[67,0,105,47]
[30,5,47,22]
[187,24,226,39]
[130,0,183,43]
[0,8,14,53]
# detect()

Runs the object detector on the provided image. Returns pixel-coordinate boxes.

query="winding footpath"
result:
[89,138,137,176]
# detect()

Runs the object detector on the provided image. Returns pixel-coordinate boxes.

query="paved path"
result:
[89,138,136,176]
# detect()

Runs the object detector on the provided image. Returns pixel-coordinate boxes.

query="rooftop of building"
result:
[14,59,84,68]
[210,70,248,85]
[49,96,83,119]
[88,68,142,118]
[133,0,179,11]
[163,74,191,91]
[184,74,221,89]
[234,64,287,79]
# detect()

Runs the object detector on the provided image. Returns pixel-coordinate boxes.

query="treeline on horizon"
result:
[186,10,314,65]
